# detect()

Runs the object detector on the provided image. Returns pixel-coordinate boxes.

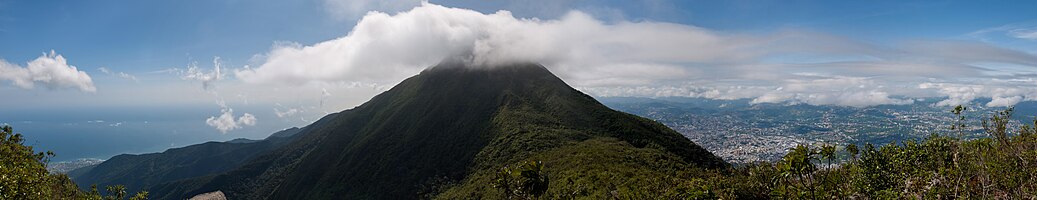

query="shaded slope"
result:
[152,63,725,199]
[69,127,302,194]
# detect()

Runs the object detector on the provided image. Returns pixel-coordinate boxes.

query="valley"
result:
[602,97,1033,164]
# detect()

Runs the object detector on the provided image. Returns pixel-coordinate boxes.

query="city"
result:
[603,97,1028,164]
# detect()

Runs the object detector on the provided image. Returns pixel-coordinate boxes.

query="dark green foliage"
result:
[845,143,858,160]
[149,62,724,199]
[440,137,730,199]
[492,160,549,200]
[0,125,148,199]
[106,185,127,200]
[70,127,301,196]
[1,125,57,199]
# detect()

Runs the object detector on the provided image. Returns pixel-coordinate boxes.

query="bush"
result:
[0,125,149,199]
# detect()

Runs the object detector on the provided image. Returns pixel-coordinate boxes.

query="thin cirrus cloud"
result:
[0,50,96,92]
[1009,29,1037,40]
[235,2,1037,107]
[97,67,138,82]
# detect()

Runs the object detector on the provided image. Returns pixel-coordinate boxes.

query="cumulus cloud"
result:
[236,3,1037,107]
[238,113,257,125]
[989,96,1024,107]
[920,82,1037,107]
[206,107,257,133]
[0,50,96,92]
[235,2,758,86]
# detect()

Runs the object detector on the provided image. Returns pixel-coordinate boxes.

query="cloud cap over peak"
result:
[236,2,1037,107]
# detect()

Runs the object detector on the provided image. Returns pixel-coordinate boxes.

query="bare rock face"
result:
[188,191,226,200]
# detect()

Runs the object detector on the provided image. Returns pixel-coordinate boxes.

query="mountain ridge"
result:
[68,127,304,194]
[141,62,725,199]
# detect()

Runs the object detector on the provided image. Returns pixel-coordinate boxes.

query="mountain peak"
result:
[421,61,558,82]
[150,63,725,199]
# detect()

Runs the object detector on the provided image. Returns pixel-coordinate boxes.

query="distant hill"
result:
[224,138,258,144]
[69,127,303,194]
[144,62,724,199]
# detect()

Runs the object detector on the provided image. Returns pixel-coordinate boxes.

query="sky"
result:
[1,0,1036,161]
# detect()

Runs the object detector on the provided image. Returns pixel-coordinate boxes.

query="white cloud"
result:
[988,96,1023,107]
[238,113,256,126]
[1009,28,1037,40]
[919,82,1037,107]
[98,67,139,82]
[750,77,914,106]
[235,2,763,86]
[967,23,1037,42]
[179,57,224,90]
[206,107,257,133]
[207,99,256,133]
[753,90,913,107]
[0,50,96,92]
[920,83,981,107]
[274,108,301,118]
[234,3,1037,107]
[583,76,915,107]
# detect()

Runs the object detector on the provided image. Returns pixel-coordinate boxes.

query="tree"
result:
[1,125,57,199]
[492,160,549,200]
[845,143,859,161]
[982,107,1013,147]
[951,105,968,138]
[774,144,818,199]
[0,125,149,200]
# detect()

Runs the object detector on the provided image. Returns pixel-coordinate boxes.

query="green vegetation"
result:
[0,125,149,199]
[149,63,724,199]
[729,106,1037,198]
[44,62,1037,199]
[478,106,1037,199]
[70,127,301,196]
[492,160,550,199]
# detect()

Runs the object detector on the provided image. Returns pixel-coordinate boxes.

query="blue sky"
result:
[1,0,1036,161]
[4,0,1034,71]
